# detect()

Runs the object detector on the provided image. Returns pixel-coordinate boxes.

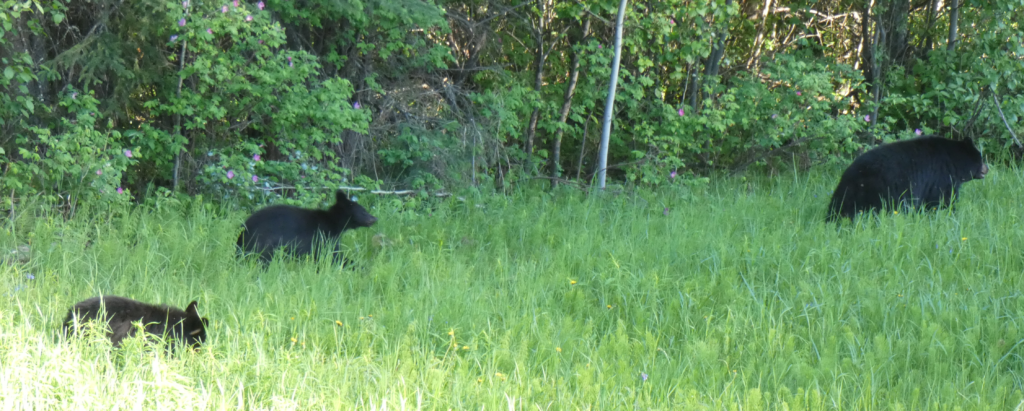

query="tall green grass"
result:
[2,167,1024,410]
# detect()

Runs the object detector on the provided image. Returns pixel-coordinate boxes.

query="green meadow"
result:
[2,168,1024,410]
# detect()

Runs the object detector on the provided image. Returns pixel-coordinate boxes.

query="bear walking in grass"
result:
[63,295,209,349]
[236,190,377,264]
[827,135,988,222]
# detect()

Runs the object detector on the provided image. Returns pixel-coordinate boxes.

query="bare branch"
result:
[993,92,1023,149]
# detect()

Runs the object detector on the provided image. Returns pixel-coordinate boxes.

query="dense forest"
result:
[1,0,1021,207]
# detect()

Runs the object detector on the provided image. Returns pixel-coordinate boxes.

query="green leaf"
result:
[3,66,13,80]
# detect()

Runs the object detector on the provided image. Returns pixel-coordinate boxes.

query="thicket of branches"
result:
[1,0,1021,208]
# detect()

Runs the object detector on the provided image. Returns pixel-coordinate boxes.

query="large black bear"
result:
[827,136,987,222]
[236,190,377,264]
[63,295,209,349]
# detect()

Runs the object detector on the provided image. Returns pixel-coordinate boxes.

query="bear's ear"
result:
[186,301,200,317]
[335,190,350,205]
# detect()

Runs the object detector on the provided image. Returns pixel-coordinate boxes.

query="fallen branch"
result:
[254,184,452,197]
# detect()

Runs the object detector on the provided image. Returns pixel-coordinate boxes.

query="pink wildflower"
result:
[227,170,235,179]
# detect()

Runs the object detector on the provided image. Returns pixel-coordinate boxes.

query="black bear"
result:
[827,135,987,222]
[236,190,377,264]
[63,295,209,349]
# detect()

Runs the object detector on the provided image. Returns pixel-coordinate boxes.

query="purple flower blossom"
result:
[641,372,648,382]
[254,154,260,161]
[288,56,293,67]
[354,101,361,109]
[771,114,778,119]
[207,28,213,34]
[252,175,259,183]
[179,18,186,27]
[663,207,669,216]
[124,149,133,158]
[258,39,263,44]
[233,0,238,6]
[864,115,871,122]
[182,1,188,7]
[795,91,801,96]
[598,44,603,49]
[96,170,102,175]
[222,5,228,12]
[670,170,677,179]
[669,19,675,25]
[246,15,252,21]
[117,187,123,194]
[227,170,235,179]
[258,1,265,10]
[678,108,685,116]
[170,35,179,42]
[26,274,35,280]
[915,128,923,135]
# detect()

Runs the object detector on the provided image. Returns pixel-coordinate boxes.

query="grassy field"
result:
[2,167,1024,410]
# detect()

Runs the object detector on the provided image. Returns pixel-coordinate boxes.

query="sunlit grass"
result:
[2,166,1024,409]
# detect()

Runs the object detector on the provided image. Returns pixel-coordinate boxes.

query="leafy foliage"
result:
[1,0,1023,208]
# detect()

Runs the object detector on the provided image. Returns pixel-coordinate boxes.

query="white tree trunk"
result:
[596,0,629,189]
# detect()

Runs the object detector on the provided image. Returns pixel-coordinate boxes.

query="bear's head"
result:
[958,138,988,181]
[331,190,378,231]
[180,301,209,348]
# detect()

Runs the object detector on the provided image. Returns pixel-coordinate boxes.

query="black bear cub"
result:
[827,135,987,222]
[63,295,209,349]
[236,190,377,264]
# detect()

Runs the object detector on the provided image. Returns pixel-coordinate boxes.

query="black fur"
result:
[827,136,987,222]
[236,190,377,264]
[63,295,209,348]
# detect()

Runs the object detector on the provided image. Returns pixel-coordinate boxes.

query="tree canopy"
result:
[1,0,1021,207]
